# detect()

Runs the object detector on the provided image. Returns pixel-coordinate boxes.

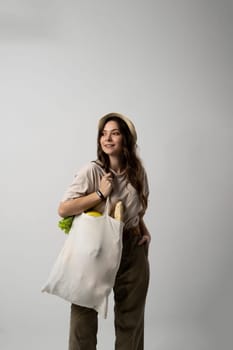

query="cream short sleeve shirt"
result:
[61,162,149,229]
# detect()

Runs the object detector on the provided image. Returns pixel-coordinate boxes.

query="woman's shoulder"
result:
[76,160,105,176]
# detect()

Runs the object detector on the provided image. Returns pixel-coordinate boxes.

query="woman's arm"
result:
[138,218,151,246]
[58,192,102,218]
[58,172,114,218]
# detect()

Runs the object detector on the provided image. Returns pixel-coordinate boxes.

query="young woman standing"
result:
[58,112,151,350]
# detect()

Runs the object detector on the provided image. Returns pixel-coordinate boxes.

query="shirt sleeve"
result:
[61,163,97,202]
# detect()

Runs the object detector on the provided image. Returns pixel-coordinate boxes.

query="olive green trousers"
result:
[68,231,150,350]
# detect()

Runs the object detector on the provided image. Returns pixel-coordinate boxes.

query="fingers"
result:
[102,173,114,185]
[104,172,114,181]
[99,173,114,197]
[138,235,151,246]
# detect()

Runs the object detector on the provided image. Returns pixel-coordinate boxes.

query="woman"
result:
[58,112,151,350]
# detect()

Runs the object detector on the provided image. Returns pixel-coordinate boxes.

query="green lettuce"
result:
[58,216,74,234]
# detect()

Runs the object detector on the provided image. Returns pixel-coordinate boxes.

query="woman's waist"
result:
[123,225,141,239]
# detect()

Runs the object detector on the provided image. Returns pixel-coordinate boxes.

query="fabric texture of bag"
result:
[41,198,124,318]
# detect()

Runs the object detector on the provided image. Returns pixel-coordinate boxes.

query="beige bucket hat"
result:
[98,112,137,143]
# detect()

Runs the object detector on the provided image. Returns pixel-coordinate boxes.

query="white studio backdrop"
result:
[0,1,232,349]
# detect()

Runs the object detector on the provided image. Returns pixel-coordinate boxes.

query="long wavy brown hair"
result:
[97,116,148,213]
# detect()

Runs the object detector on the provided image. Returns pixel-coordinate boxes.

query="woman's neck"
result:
[109,157,124,174]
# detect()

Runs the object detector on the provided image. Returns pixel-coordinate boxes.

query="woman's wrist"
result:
[96,189,105,200]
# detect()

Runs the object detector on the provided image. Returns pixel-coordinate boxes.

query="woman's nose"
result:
[105,133,112,141]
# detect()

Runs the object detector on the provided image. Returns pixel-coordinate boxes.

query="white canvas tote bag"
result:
[41,198,124,318]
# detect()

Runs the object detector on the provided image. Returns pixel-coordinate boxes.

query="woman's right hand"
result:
[99,172,114,198]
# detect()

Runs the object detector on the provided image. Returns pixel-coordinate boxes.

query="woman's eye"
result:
[101,131,121,137]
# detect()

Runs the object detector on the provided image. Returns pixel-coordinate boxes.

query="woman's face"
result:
[100,120,123,157]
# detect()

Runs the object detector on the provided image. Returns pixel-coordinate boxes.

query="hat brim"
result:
[98,112,137,143]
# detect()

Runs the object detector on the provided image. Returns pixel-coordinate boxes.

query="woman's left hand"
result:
[138,234,151,246]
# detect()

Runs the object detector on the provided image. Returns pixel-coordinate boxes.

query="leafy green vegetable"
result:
[58,216,74,234]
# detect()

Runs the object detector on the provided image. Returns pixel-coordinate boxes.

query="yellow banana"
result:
[114,201,124,221]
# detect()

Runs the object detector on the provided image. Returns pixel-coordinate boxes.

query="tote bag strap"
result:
[91,160,112,217]
[91,160,108,211]
[103,196,111,217]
